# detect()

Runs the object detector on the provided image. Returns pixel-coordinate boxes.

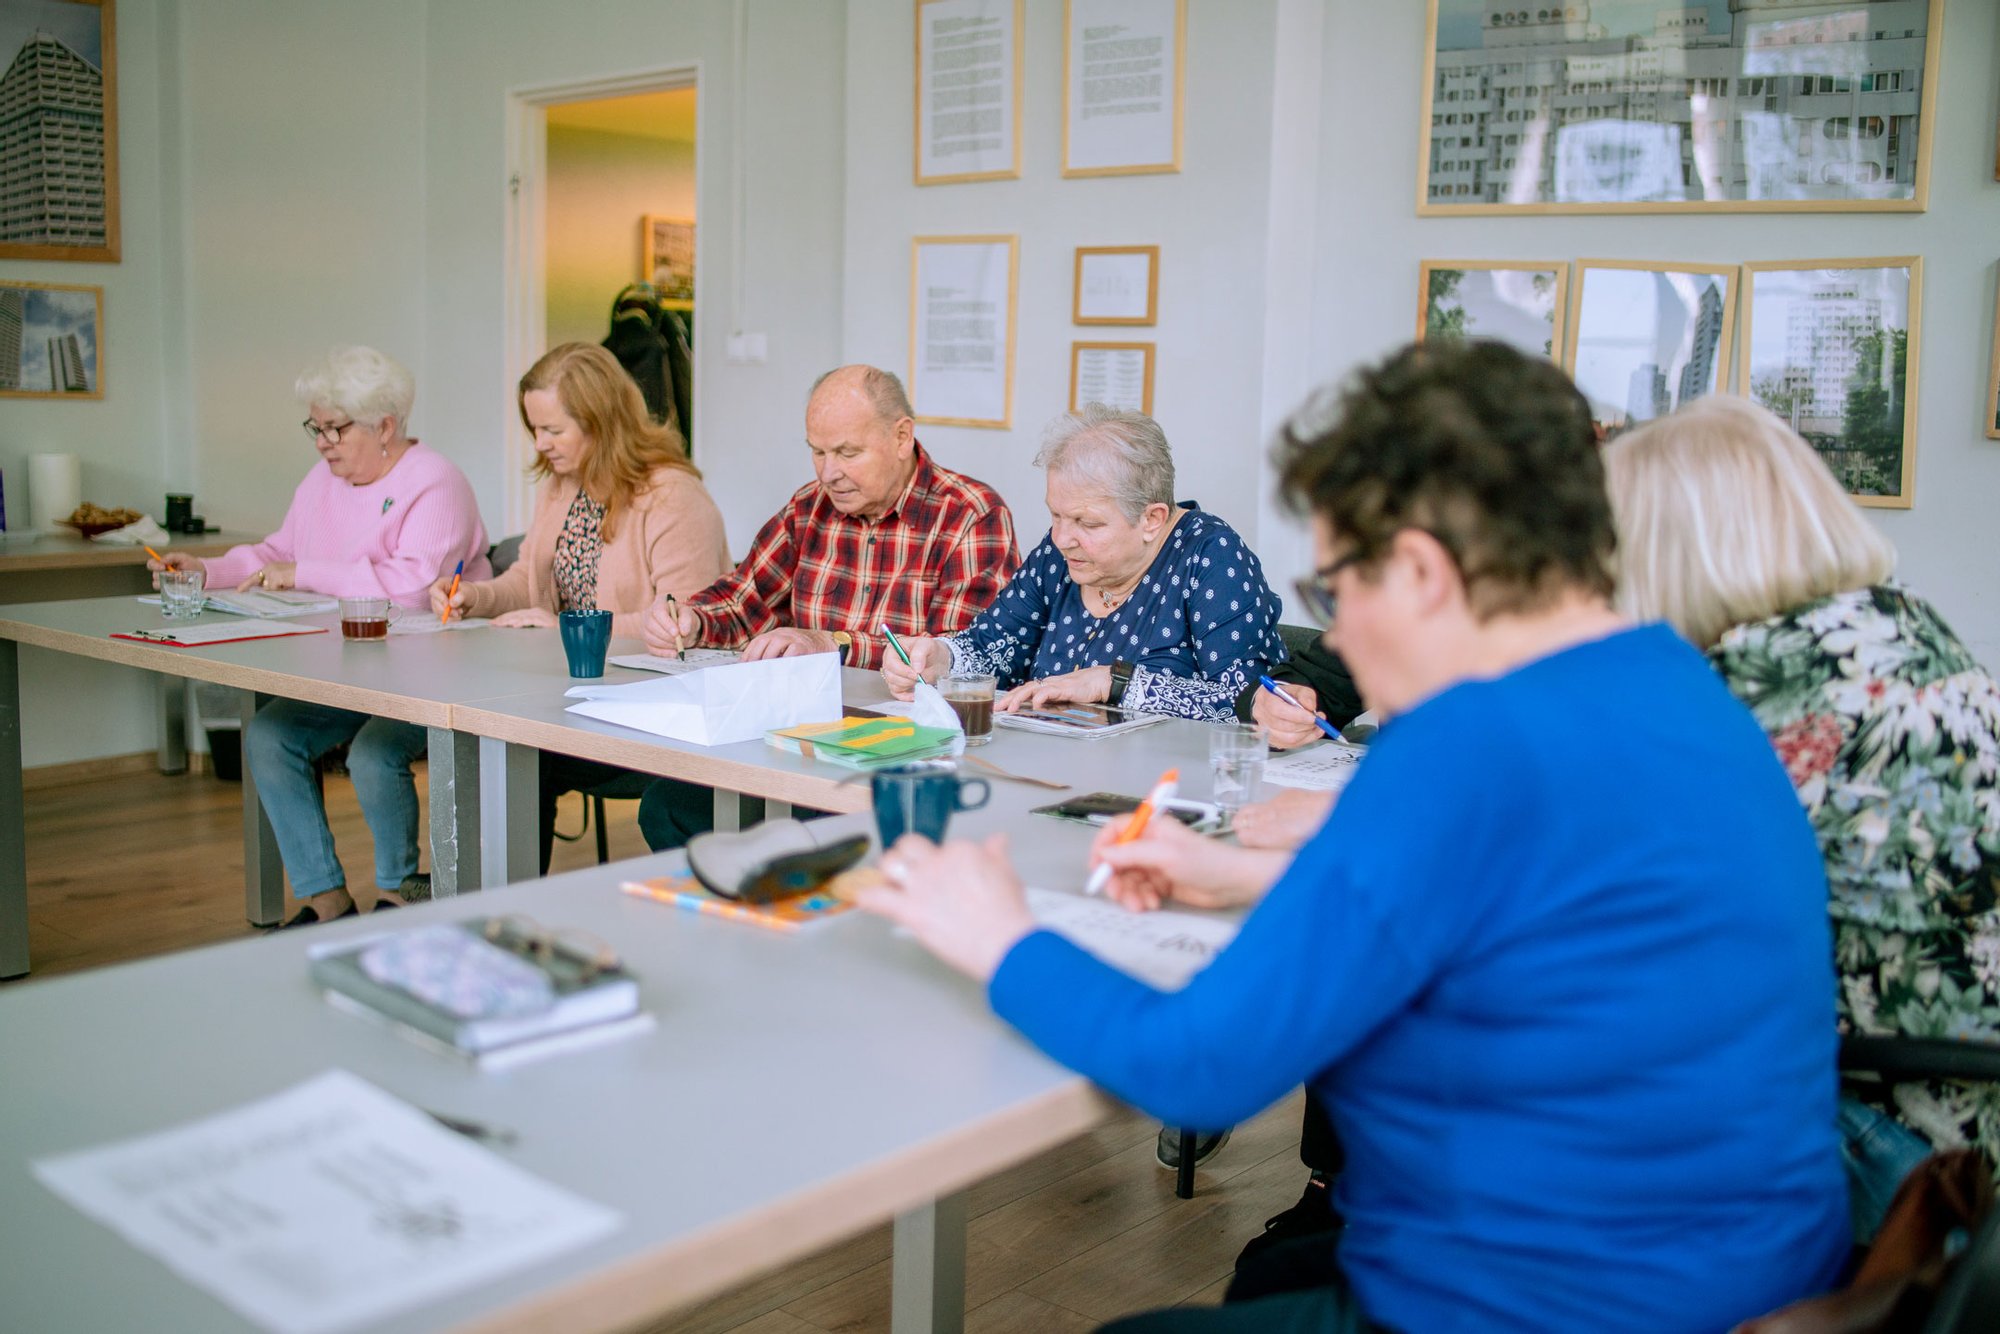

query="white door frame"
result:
[502,61,702,534]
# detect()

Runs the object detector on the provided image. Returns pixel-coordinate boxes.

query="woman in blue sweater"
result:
[860,343,1850,1332]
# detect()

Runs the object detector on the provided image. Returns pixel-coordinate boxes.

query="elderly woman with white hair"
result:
[1605,394,2000,1229]
[150,345,491,925]
[883,404,1284,721]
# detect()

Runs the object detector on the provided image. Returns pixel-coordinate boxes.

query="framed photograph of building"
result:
[1419,0,1942,215]
[0,280,104,399]
[0,0,118,261]
[1740,257,1921,509]
[641,215,694,310]
[915,0,1022,186]
[1562,261,1734,440]
[1074,246,1158,325]
[1416,261,1568,360]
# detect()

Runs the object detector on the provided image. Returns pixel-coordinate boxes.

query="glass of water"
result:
[1209,722,1267,814]
[159,568,206,619]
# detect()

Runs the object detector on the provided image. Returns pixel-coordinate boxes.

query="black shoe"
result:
[1235,1173,1341,1269]
[1156,1126,1231,1171]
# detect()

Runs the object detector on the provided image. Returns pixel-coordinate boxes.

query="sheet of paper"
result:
[564,651,843,746]
[1262,741,1366,793]
[911,237,1015,426]
[1025,887,1236,991]
[31,1069,621,1334]
[606,648,743,675]
[1064,0,1181,173]
[916,0,1018,182]
[388,616,489,636]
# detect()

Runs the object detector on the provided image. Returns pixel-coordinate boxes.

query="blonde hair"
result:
[520,343,698,542]
[1604,395,1895,648]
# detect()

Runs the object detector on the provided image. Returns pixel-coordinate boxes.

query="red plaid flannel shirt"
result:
[686,445,1020,670]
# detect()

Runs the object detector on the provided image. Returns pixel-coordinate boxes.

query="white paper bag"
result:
[908,679,966,756]
[564,650,843,746]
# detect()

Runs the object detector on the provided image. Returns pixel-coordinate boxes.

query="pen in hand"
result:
[1258,675,1340,741]
[880,622,913,668]
[440,559,464,626]
[663,594,687,661]
[1084,768,1178,896]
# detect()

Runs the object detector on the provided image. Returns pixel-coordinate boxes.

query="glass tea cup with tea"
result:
[939,672,997,746]
[338,596,399,641]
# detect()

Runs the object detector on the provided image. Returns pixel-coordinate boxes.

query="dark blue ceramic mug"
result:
[871,762,990,847]
[558,609,614,679]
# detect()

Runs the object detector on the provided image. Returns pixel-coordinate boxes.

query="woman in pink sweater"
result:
[434,342,730,869]
[152,345,492,925]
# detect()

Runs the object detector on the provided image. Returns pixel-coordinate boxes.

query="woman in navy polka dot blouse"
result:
[883,405,1285,721]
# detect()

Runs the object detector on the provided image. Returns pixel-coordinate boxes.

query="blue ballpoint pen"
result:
[1258,674,1340,741]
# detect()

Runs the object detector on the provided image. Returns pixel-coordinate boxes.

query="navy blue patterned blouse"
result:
[943,504,1286,721]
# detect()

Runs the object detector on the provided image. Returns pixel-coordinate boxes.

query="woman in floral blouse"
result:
[1606,395,2000,1220]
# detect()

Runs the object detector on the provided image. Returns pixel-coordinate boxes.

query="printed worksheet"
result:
[388,616,489,636]
[607,648,743,675]
[1025,888,1238,991]
[1262,741,1367,793]
[32,1069,621,1334]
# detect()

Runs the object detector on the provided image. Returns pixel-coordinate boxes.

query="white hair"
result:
[294,346,416,428]
[1033,404,1175,522]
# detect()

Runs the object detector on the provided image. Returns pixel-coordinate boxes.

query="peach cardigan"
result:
[459,467,730,636]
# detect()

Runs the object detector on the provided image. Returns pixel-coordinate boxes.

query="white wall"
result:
[1302,0,2000,657]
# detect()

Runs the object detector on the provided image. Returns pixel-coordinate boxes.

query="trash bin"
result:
[195,683,246,782]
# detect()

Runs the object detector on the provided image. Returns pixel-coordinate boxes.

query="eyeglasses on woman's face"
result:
[301,416,361,445]
[1293,551,1367,628]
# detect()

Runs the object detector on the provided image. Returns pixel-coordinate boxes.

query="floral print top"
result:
[552,489,606,613]
[1709,585,2000,1170]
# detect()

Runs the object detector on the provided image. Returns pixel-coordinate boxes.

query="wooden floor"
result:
[12,764,1307,1331]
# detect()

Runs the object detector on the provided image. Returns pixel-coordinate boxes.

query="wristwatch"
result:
[831,630,853,664]
[1108,659,1135,706]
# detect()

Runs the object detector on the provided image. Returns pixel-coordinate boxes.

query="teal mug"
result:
[871,762,990,847]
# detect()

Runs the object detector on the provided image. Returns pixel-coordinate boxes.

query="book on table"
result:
[765,715,958,769]
[309,919,640,1056]
[203,588,339,618]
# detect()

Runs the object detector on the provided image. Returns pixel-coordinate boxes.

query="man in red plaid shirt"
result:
[642,365,1019,669]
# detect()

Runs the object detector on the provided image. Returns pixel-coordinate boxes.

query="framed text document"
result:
[1070,342,1155,414]
[1074,246,1159,325]
[910,236,1019,428]
[915,0,1023,185]
[1063,0,1184,177]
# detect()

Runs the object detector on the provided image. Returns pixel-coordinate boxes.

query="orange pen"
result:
[1084,767,1179,896]
[440,559,463,626]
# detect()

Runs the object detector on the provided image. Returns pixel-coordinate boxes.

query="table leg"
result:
[891,1191,967,1334]
[713,787,743,833]
[427,728,480,897]
[239,692,285,926]
[767,799,793,820]
[154,675,187,775]
[477,736,537,888]
[0,640,29,978]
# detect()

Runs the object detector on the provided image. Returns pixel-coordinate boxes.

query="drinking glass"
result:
[939,672,997,746]
[159,569,206,619]
[1208,722,1268,814]
[339,596,396,641]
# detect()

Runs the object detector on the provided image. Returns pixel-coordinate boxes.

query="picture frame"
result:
[640,215,694,311]
[1069,341,1155,415]
[1418,0,1942,215]
[1563,261,1736,441]
[0,0,119,262]
[1415,260,1568,361]
[909,235,1018,428]
[1073,246,1159,325]
[1740,257,1922,509]
[0,281,105,400]
[1985,276,1999,443]
[914,0,1023,186]
[1062,0,1184,178]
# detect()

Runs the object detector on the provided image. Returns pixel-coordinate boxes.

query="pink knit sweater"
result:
[203,443,492,607]
[458,467,730,637]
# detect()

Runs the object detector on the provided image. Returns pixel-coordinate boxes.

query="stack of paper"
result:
[1024,887,1237,990]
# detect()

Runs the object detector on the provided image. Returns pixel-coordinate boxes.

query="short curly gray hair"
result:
[1032,404,1175,522]
[294,345,416,428]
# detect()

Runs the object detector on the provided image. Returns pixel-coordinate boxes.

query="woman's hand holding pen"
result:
[881,637,951,698]
[1089,814,1286,914]
[1251,682,1328,751]
[428,573,470,622]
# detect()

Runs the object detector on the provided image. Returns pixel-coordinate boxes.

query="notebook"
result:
[112,622,328,647]
[765,715,958,769]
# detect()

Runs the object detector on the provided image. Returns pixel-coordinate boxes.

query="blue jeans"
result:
[1837,1094,1931,1245]
[244,700,426,899]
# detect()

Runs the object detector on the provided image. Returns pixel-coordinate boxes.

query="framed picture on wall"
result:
[1062,0,1184,177]
[1740,257,1921,509]
[1073,246,1158,325]
[1070,341,1155,414]
[909,235,1018,428]
[1985,277,2000,442]
[1415,261,1568,360]
[1418,0,1942,215]
[0,0,119,262]
[1563,261,1735,441]
[641,216,695,310]
[0,281,104,399]
[914,0,1023,186]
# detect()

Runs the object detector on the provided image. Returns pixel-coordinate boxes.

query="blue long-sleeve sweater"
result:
[990,624,1850,1332]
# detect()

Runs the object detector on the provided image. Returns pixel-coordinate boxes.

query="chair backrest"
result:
[1924,1202,2000,1333]
[1277,622,1320,662]
[488,534,524,577]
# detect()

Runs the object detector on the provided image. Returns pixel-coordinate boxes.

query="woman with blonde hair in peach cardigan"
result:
[433,342,730,868]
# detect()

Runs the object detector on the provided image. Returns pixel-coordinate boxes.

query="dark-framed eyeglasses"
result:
[1292,551,1366,628]
[301,416,359,444]
[480,914,622,986]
